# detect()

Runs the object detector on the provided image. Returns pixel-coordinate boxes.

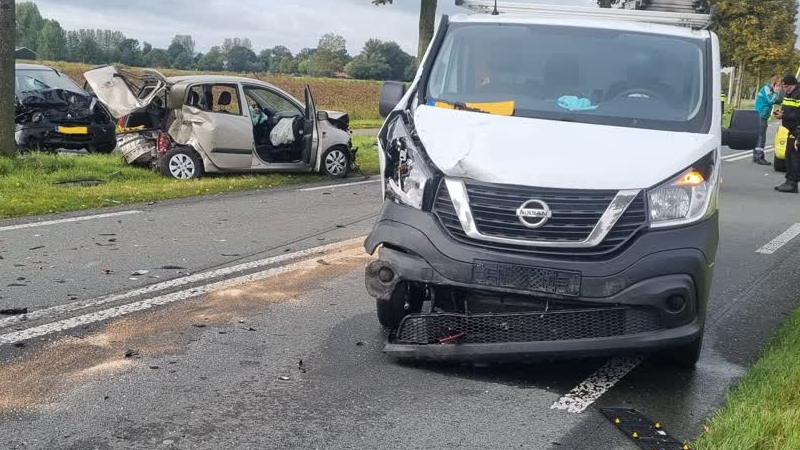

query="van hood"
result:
[414,105,718,190]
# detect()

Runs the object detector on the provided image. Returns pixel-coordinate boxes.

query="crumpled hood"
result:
[414,105,718,190]
[16,88,95,122]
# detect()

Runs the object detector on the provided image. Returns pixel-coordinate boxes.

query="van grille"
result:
[393,307,662,345]
[433,180,647,259]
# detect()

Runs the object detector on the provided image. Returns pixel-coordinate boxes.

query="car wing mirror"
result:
[379,81,407,118]
[316,111,329,121]
[723,109,761,150]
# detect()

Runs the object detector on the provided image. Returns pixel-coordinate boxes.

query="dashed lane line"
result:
[299,179,380,192]
[0,210,143,232]
[757,223,800,255]
[0,237,365,331]
[551,357,644,414]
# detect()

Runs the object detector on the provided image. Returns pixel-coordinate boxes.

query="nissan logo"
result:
[516,200,552,229]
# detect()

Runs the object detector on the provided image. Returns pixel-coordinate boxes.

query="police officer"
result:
[775,75,800,193]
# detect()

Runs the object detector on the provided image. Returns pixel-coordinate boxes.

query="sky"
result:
[31,0,800,56]
[32,0,597,55]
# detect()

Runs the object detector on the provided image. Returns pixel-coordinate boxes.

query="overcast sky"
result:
[33,0,598,55]
[31,0,800,55]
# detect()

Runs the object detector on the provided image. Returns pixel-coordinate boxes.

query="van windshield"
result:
[425,23,711,133]
[16,69,84,95]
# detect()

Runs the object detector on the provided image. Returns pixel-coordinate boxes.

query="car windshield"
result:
[16,69,84,95]
[426,23,710,133]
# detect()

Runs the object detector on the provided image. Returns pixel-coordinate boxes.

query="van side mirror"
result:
[316,111,329,121]
[722,109,760,150]
[379,81,407,118]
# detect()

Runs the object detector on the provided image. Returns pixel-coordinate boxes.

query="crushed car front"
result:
[365,14,722,363]
[14,64,116,152]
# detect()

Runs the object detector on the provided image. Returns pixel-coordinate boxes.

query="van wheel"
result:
[659,333,703,369]
[160,147,204,180]
[775,157,787,173]
[321,146,351,179]
[376,283,410,329]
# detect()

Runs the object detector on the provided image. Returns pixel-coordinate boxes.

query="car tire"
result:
[774,157,787,173]
[160,147,204,180]
[376,283,410,329]
[659,333,703,369]
[320,146,351,179]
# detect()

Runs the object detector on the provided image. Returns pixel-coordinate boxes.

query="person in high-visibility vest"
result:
[753,75,781,165]
[775,75,800,193]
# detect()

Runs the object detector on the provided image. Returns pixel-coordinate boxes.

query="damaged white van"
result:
[364,1,760,367]
[84,66,356,180]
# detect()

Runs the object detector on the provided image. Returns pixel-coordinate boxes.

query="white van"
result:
[364,1,760,367]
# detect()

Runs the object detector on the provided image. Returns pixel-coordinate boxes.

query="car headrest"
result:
[187,91,200,107]
[218,91,232,106]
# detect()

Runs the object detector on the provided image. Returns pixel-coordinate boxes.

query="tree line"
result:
[15,2,417,81]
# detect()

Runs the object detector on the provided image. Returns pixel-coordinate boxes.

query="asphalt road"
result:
[2,124,800,449]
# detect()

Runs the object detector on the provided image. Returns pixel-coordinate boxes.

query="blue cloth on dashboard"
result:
[557,96,598,112]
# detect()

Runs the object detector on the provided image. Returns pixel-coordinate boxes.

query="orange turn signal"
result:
[676,170,705,187]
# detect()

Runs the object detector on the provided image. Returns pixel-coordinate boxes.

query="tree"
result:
[223,37,253,54]
[171,35,195,56]
[199,46,226,71]
[318,33,348,61]
[142,41,152,56]
[1,0,15,157]
[374,0,437,61]
[270,45,293,72]
[227,45,259,72]
[346,38,414,81]
[15,1,42,52]
[258,48,272,72]
[37,19,67,61]
[77,33,103,64]
[117,38,142,66]
[145,48,171,68]
[308,49,344,77]
[276,57,298,74]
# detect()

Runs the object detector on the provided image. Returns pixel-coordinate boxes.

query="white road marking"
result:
[550,357,643,414]
[757,223,800,255]
[0,237,365,330]
[721,149,753,161]
[0,210,143,232]
[723,148,774,163]
[0,258,325,346]
[299,179,380,192]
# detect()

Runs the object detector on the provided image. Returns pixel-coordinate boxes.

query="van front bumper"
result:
[364,202,718,362]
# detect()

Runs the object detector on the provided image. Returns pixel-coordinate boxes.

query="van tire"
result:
[659,333,703,369]
[160,147,204,180]
[376,283,409,329]
[321,146,351,179]
[774,157,787,173]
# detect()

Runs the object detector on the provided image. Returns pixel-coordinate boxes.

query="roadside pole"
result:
[0,0,15,157]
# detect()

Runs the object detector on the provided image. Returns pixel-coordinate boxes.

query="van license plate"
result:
[474,261,581,296]
[58,126,89,135]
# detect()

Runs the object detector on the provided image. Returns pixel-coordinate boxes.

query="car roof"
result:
[167,74,282,89]
[15,63,55,71]
[448,12,711,40]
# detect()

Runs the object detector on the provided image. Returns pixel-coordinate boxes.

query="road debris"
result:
[159,265,186,270]
[317,259,331,266]
[123,349,139,358]
[278,376,291,381]
[102,269,115,275]
[0,308,29,316]
[298,360,307,373]
[131,270,150,276]
[29,246,45,250]
[601,407,691,450]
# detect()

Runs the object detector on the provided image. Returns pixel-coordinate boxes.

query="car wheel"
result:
[321,146,350,179]
[376,283,410,329]
[659,333,703,369]
[774,157,787,173]
[160,147,204,180]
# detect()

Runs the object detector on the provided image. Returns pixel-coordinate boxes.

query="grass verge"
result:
[695,307,800,450]
[0,135,379,220]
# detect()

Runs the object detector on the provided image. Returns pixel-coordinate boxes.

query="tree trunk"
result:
[418,0,438,62]
[0,0,15,157]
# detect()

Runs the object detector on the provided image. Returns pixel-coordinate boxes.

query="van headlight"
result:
[382,113,434,210]
[649,152,718,228]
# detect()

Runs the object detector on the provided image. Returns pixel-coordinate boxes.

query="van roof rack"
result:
[454,0,714,30]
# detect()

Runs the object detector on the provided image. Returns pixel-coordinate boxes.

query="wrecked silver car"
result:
[15,64,116,153]
[84,66,357,180]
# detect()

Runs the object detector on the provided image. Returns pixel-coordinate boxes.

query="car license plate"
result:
[58,126,89,135]
[473,260,582,296]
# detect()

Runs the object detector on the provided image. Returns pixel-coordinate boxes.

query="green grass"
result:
[0,135,379,220]
[695,307,800,450]
[350,119,385,130]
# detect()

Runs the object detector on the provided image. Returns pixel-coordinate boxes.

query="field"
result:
[0,136,379,219]
[23,60,383,126]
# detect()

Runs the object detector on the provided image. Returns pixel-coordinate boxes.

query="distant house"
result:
[15,47,38,60]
